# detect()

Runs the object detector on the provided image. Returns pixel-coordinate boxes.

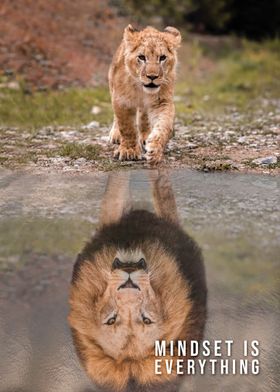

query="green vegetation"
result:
[0,38,279,130]
[58,142,101,160]
[188,226,280,304]
[0,85,111,129]
[0,217,93,271]
[175,38,280,119]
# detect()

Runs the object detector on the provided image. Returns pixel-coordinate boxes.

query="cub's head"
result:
[68,243,192,390]
[123,25,181,94]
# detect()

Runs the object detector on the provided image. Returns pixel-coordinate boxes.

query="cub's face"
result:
[124,25,181,94]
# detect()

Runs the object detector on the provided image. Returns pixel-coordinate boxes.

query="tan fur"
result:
[69,243,192,390]
[68,172,206,390]
[150,171,179,224]
[108,25,181,163]
[98,171,131,227]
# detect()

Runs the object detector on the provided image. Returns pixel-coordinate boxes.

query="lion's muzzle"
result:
[112,257,147,273]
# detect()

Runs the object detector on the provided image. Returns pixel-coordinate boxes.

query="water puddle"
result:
[0,169,279,391]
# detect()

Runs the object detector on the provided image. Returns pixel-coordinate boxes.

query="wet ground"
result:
[0,169,279,391]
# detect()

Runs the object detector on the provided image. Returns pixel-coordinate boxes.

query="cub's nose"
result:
[112,257,147,273]
[147,74,158,81]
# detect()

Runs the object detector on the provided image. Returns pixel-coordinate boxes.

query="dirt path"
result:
[1,100,279,174]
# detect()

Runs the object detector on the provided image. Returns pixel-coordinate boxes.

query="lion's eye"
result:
[138,55,146,62]
[106,316,116,325]
[142,316,153,325]
[160,55,167,62]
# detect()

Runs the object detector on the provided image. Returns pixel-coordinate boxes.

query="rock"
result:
[4,69,14,76]
[237,136,246,144]
[0,81,20,90]
[8,81,20,90]
[74,158,87,165]
[176,126,189,133]
[82,121,100,129]
[186,142,198,149]
[252,156,277,165]
[60,130,79,139]
[225,130,235,137]
[173,95,182,102]
[62,166,74,172]
[91,105,102,115]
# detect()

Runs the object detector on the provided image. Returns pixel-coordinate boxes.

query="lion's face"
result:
[68,245,192,389]
[94,266,163,360]
[123,26,181,95]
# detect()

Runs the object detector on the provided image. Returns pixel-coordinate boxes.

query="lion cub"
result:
[108,25,181,163]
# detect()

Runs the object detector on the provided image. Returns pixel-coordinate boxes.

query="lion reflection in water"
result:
[68,172,207,391]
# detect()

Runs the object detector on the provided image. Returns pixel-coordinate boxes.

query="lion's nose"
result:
[112,257,147,272]
[147,74,158,81]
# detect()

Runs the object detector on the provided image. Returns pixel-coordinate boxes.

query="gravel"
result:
[0,98,279,174]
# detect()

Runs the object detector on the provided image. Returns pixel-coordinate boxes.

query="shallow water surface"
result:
[0,169,279,391]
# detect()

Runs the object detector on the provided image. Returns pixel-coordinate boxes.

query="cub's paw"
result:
[114,144,143,161]
[145,141,164,164]
[109,126,121,144]
[139,131,150,149]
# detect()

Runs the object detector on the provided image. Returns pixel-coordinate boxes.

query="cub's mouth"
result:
[143,82,160,89]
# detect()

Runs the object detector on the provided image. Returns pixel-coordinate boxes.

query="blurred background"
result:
[119,0,280,38]
[0,0,279,171]
[1,0,279,91]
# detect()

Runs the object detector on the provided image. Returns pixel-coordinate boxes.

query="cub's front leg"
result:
[145,103,175,164]
[112,104,143,161]
[138,109,151,148]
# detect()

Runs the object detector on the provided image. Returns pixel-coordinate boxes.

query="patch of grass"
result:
[0,155,8,162]
[202,155,231,161]
[16,152,38,164]
[0,37,279,134]
[0,217,93,270]
[189,227,280,302]
[58,142,101,160]
[0,86,112,129]
[267,162,280,169]
[176,38,280,119]
[200,161,234,171]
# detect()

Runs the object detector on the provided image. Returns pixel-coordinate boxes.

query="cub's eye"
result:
[105,316,116,325]
[138,55,146,62]
[142,316,153,325]
[160,55,167,62]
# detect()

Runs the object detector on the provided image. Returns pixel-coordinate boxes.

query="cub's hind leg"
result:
[138,109,151,148]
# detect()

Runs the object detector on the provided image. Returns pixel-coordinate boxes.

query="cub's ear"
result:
[164,26,182,48]
[123,24,139,42]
